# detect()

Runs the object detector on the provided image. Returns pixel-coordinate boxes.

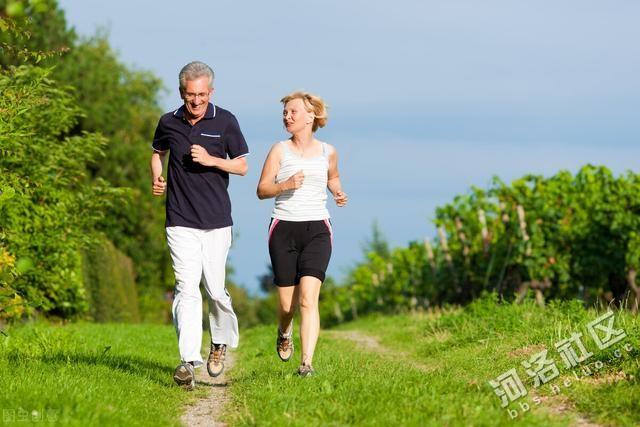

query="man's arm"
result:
[151,151,167,196]
[218,156,249,176]
[190,145,248,176]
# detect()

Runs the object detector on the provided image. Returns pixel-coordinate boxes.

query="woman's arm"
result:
[326,144,348,207]
[257,143,303,199]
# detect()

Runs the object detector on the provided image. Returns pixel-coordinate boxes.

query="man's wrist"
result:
[208,155,220,168]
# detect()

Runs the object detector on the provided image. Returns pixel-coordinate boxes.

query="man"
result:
[151,61,249,390]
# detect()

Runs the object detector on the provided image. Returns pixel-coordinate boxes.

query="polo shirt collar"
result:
[173,103,217,120]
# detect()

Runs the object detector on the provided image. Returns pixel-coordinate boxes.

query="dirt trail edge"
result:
[181,350,235,427]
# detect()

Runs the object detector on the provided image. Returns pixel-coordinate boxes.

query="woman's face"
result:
[283,98,314,134]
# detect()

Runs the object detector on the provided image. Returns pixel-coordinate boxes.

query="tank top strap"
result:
[279,140,291,155]
[321,142,328,158]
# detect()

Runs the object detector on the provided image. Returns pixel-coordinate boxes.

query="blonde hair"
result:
[280,91,328,132]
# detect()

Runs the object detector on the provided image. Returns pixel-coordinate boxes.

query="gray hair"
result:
[178,61,215,91]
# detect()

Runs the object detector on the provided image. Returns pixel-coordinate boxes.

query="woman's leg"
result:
[277,285,298,334]
[298,276,322,366]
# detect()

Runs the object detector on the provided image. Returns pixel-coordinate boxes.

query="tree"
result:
[0,64,123,317]
[257,264,275,294]
[2,2,172,321]
[361,220,390,259]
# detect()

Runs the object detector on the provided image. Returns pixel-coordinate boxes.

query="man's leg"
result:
[166,226,205,367]
[201,226,239,348]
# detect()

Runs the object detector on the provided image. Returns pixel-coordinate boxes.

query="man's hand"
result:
[191,144,217,167]
[334,190,348,207]
[283,170,304,191]
[152,176,166,196]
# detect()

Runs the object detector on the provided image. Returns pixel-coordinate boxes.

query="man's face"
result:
[180,76,213,121]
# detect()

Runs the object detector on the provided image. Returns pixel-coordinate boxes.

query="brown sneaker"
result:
[173,362,195,391]
[207,343,226,377]
[297,364,316,377]
[276,328,294,362]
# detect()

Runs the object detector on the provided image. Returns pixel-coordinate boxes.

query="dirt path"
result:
[531,391,603,427]
[181,350,235,427]
[326,329,436,373]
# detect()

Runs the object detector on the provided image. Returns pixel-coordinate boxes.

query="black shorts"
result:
[268,219,333,286]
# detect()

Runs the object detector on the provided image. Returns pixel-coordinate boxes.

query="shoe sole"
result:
[276,337,294,362]
[207,363,224,377]
[174,367,195,391]
[277,348,293,362]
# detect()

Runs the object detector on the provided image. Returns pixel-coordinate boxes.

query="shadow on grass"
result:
[5,348,174,387]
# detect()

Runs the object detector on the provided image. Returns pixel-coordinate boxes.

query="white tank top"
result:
[272,140,330,221]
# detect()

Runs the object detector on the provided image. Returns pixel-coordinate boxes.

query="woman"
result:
[257,91,348,377]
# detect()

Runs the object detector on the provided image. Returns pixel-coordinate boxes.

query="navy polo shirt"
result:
[152,103,249,229]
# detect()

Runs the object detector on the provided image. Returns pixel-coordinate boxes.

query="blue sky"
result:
[58,0,640,293]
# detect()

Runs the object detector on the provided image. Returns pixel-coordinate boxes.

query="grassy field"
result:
[225,296,639,426]
[0,322,191,426]
[1,295,638,426]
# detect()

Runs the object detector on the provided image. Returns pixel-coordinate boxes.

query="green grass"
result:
[1,296,637,426]
[0,322,191,426]
[226,323,561,426]
[227,296,639,426]
[343,297,640,426]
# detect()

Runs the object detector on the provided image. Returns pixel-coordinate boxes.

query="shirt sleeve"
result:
[224,115,249,159]
[151,118,170,152]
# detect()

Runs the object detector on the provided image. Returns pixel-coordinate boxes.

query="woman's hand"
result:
[334,190,348,207]
[283,170,305,191]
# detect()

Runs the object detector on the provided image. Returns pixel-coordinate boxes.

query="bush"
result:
[0,65,124,318]
[82,237,140,323]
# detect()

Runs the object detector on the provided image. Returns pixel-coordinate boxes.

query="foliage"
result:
[257,264,275,294]
[82,237,140,323]
[52,33,170,320]
[0,1,73,67]
[0,245,25,320]
[360,219,390,259]
[2,1,172,321]
[322,166,640,324]
[227,263,279,328]
[0,64,123,318]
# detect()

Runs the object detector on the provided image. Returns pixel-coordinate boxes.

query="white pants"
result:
[166,226,239,366]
